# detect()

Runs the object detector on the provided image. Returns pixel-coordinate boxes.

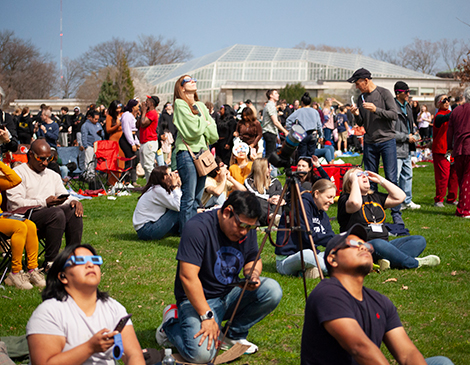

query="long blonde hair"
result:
[173,74,199,115]
[248,158,270,194]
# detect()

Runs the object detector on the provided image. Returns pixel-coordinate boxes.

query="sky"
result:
[1,0,470,70]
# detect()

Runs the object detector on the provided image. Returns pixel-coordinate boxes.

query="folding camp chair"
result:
[57,146,86,191]
[94,140,136,190]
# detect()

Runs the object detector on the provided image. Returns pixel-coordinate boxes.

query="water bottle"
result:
[162,348,175,365]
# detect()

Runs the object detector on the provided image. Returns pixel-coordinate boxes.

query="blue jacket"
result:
[275,191,334,256]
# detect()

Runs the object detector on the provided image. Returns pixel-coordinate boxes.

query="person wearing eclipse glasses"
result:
[301,224,454,365]
[156,191,282,363]
[26,244,145,365]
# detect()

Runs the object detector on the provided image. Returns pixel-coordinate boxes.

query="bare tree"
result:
[135,34,192,66]
[60,57,85,98]
[295,42,363,54]
[0,30,57,104]
[370,49,404,66]
[400,38,440,74]
[456,50,470,85]
[439,38,469,71]
[78,37,137,74]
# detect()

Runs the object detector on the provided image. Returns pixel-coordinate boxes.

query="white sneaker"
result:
[417,255,440,268]
[28,268,46,287]
[304,267,320,279]
[4,271,33,290]
[404,201,421,210]
[378,259,391,271]
[156,304,177,347]
[220,337,258,354]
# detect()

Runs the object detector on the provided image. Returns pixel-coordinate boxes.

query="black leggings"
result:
[119,135,137,183]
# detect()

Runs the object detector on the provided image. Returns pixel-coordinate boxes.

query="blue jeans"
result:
[425,356,454,365]
[392,154,413,214]
[315,145,335,163]
[177,150,206,233]
[323,128,333,144]
[363,139,397,191]
[136,209,179,240]
[163,277,282,363]
[369,235,426,269]
[204,192,226,208]
[276,251,327,275]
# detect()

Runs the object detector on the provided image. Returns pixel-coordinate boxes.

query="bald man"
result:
[7,139,83,267]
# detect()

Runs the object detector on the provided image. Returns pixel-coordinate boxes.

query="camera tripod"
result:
[210,169,323,364]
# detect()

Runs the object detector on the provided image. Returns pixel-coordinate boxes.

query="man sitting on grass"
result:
[156,190,283,363]
[301,223,453,365]
[7,139,84,268]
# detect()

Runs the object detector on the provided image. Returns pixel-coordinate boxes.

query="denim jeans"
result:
[136,209,179,240]
[363,139,397,191]
[177,150,206,233]
[163,277,282,363]
[369,235,426,269]
[315,145,335,163]
[276,251,327,275]
[204,192,226,208]
[323,128,333,144]
[425,356,454,365]
[391,154,413,214]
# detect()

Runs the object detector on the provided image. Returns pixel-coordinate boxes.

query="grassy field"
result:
[1,157,469,364]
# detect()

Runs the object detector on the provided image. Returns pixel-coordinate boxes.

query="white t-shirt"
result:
[26,297,131,365]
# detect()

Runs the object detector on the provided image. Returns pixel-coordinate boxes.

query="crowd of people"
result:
[0,68,467,364]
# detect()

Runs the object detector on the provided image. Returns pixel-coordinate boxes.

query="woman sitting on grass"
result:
[26,244,145,365]
[276,179,337,278]
[295,155,330,191]
[337,167,440,270]
[133,166,181,240]
[244,158,284,226]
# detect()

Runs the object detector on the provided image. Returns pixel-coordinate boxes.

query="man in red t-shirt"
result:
[139,95,160,181]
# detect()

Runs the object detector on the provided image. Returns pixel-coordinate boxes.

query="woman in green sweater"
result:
[173,75,219,231]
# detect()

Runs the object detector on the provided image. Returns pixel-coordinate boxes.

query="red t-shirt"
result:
[432,109,451,154]
[139,109,159,144]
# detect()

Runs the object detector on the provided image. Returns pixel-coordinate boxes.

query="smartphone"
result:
[114,314,132,333]
[57,194,70,199]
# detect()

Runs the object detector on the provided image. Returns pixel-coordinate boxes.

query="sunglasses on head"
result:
[330,238,374,255]
[181,77,197,86]
[440,97,450,103]
[33,152,53,163]
[228,206,259,230]
[356,171,369,177]
[63,255,103,269]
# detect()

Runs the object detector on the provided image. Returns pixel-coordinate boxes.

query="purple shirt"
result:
[448,103,470,156]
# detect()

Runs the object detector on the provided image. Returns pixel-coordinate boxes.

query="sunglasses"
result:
[330,238,374,255]
[33,152,53,163]
[356,171,369,177]
[63,255,103,269]
[181,77,197,86]
[440,97,450,103]
[229,206,259,230]
[396,89,410,94]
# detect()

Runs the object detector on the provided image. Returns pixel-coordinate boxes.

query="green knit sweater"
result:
[173,99,219,154]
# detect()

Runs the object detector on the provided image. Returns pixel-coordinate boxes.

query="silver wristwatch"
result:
[200,310,214,321]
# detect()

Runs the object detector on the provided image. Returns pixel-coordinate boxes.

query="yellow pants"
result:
[0,217,39,273]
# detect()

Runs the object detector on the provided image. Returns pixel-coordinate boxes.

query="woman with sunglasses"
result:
[26,244,145,365]
[173,75,218,232]
[275,179,337,278]
[337,167,440,270]
[0,161,45,290]
[432,94,458,207]
[133,166,182,240]
[244,158,283,226]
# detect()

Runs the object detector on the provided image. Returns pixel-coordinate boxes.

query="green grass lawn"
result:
[1,158,469,364]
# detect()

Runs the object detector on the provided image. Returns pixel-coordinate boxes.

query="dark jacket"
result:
[275,192,334,256]
[394,99,415,159]
[244,177,282,226]
[0,109,18,153]
[17,113,34,144]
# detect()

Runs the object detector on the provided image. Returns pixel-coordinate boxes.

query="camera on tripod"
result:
[268,124,306,169]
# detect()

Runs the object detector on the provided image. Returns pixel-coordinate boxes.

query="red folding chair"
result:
[94,140,135,190]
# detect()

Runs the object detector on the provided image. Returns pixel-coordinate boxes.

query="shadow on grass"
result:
[263,261,277,274]
[111,232,180,248]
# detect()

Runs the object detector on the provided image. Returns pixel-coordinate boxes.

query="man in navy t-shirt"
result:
[301,224,453,365]
[157,191,283,364]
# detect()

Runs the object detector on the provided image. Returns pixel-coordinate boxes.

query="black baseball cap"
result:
[394,81,409,94]
[347,68,372,83]
[324,224,369,275]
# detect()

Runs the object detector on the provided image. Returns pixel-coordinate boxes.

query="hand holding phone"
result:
[114,314,132,333]
[57,194,70,200]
